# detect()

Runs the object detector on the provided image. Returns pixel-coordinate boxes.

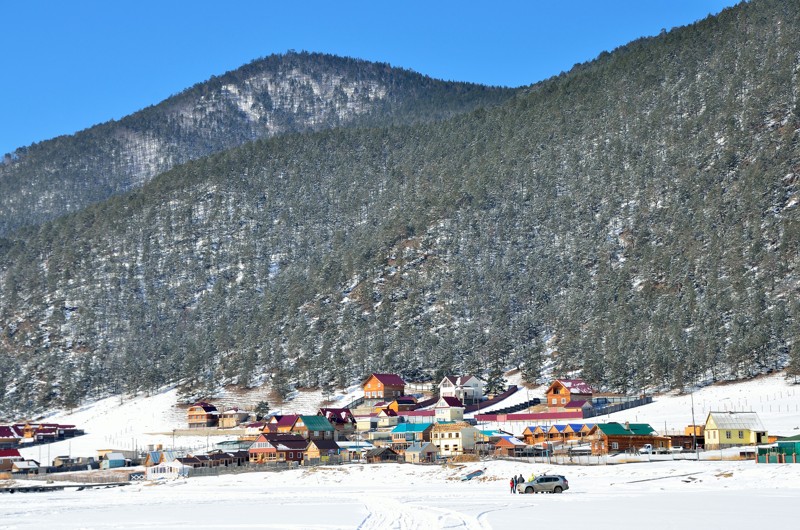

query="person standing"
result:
[510,477,515,494]
[516,473,525,493]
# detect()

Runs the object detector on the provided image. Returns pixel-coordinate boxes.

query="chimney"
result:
[624,421,630,431]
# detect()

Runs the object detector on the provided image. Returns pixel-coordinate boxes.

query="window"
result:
[611,442,619,450]
[288,452,293,459]
[738,431,744,439]
[561,398,566,404]
[725,431,731,440]
[551,398,557,405]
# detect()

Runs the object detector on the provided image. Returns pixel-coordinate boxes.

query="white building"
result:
[439,375,484,405]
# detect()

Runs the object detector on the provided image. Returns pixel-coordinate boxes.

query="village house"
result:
[186,402,219,429]
[704,411,767,449]
[387,396,418,412]
[493,436,527,457]
[363,373,406,403]
[218,407,250,429]
[390,423,433,452]
[248,433,308,463]
[404,442,438,463]
[438,375,484,405]
[376,408,399,428]
[271,414,300,433]
[0,426,21,448]
[0,448,22,471]
[290,415,336,440]
[434,396,465,422]
[365,446,398,463]
[318,408,357,437]
[545,379,594,409]
[305,438,342,461]
[430,422,479,457]
[587,422,670,455]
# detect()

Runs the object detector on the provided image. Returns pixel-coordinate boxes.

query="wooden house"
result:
[318,408,357,437]
[291,415,336,440]
[547,424,568,445]
[404,442,438,463]
[273,415,300,433]
[363,373,406,401]
[493,436,527,457]
[438,375,485,405]
[186,402,219,429]
[305,438,341,460]
[365,446,398,463]
[587,422,670,455]
[705,411,767,450]
[143,450,178,467]
[218,407,250,429]
[545,379,594,409]
[388,396,418,413]
[248,433,308,463]
[430,422,479,457]
[434,396,465,422]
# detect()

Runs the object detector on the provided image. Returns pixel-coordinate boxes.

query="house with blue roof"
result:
[390,423,433,452]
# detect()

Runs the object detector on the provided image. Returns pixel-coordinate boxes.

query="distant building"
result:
[363,373,406,403]
[186,402,219,429]
[545,379,593,409]
[704,411,767,449]
[438,375,484,405]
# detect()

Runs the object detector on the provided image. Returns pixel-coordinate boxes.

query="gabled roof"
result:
[551,379,594,395]
[297,415,335,432]
[275,415,300,428]
[308,439,340,451]
[191,401,218,412]
[593,422,656,436]
[378,408,398,417]
[366,446,397,457]
[496,436,527,447]
[392,396,418,405]
[405,442,436,453]
[319,408,356,425]
[437,396,465,408]
[366,373,406,387]
[273,439,309,451]
[0,426,20,439]
[0,449,22,458]
[707,411,766,431]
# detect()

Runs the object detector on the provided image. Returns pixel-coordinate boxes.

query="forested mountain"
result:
[0,51,514,236]
[1,0,799,416]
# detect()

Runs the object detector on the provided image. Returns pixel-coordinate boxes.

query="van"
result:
[640,444,653,454]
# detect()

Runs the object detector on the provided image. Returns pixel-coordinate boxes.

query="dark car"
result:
[517,474,569,494]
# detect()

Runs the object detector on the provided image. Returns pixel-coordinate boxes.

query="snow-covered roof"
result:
[708,411,766,431]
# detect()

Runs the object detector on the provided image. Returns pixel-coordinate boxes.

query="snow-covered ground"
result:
[3,458,798,528]
[3,373,800,528]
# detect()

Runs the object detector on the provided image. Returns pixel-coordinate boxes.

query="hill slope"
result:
[1,0,799,415]
[0,51,515,236]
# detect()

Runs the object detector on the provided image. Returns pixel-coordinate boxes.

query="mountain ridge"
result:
[1,0,799,417]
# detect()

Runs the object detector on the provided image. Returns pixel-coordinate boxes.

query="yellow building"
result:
[704,411,767,449]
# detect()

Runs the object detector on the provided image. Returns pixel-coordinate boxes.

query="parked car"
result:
[517,475,569,494]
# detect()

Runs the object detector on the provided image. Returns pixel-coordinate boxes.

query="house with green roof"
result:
[290,415,336,441]
[587,422,670,455]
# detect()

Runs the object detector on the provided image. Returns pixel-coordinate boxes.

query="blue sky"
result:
[0,1,740,156]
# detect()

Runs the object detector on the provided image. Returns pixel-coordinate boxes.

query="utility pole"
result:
[690,390,699,460]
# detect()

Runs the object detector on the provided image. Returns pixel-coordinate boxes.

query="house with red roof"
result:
[248,433,308,463]
[363,373,406,402]
[318,408,357,437]
[545,379,594,410]
[434,396,465,422]
[0,448,23,472]
[494,436,527,457]
[0,426,20,448]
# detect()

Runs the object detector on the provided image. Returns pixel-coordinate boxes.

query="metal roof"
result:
[707,411,766,431]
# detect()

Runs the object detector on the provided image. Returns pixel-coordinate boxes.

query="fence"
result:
[584,396,653,418]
